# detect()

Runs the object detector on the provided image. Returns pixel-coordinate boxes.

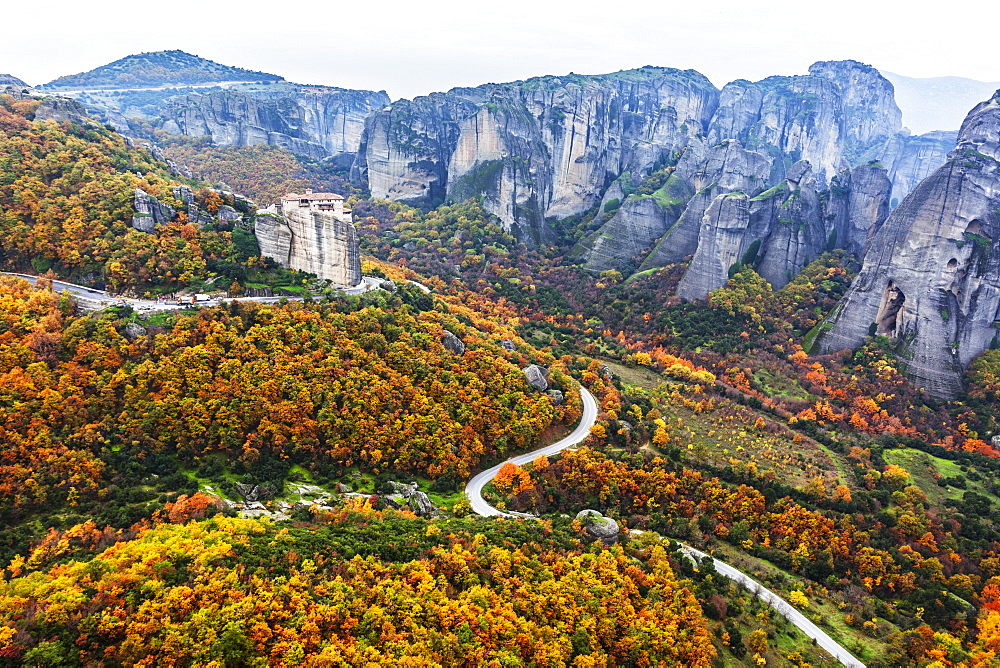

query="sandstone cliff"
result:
[161,87,390,162]
[881,130,958,207]
[818,90,1000,398]
[355,67,720,244]
[575,61,899,294]
[255,205,362,287]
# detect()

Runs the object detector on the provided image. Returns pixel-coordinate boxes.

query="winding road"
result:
[11,267,862,665]
[466,386,598,517]
[464,385,864,667]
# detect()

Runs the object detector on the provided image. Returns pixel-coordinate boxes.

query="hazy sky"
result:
[6,0,1000,100]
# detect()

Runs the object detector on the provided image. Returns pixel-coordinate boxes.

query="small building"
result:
[280,190,352,222]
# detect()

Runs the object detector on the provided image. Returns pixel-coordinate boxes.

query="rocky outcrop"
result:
[123,323,147,340]
[255,212,294,264]
[576,62,901,282]
[881,130,958,207]
[33,96,89,125]
[356,67,719,244]
[818,90,1000,398]
[217,205,242,222]
[408,491,434,516]
[666,156,891,298]
[828,164,893,256]
[580,194,685,272]
[522,364,549,390]
[254,204,361,286]
[161,87,390,161]
[172,185,201,222]
[591,139,770,274]
[576,509,620,543]
[808,60,902,160]
[753,161,826,291]
[441,330,466,355]
[676,192,753,299]
[131,189,175,233]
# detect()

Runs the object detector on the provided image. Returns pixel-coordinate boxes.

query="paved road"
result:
[679,544,865,667]
[463,383,863,667]
[2,272,384,310]
[406,279,432,294]
[465,386,598,517]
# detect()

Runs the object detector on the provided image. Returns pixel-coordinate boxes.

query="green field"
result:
[883,448,1000,507]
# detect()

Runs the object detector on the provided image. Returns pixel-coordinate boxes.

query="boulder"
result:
[123,322,147,340]
[576,509,620,543]
[500,339,516,351]
[408,491,434,516]
[548,389,564,405]
[522,364,549,391]
[441,330,466,355]
[172,185,199,221]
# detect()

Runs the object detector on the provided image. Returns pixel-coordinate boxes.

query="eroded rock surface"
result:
[441,330,466,355]
[255,203,362,287]
[162,87,390,161]
[131,189,175,233]
[522,364,549,391]
[576,509,620,543]
[819,90,1000,398]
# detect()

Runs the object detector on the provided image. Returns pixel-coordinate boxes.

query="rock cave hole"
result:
[947,258,958,269]
[876,280,905,337]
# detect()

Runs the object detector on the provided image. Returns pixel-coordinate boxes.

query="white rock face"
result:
[819,91,1000,398]
[254,213,293,264]
[677,193,753,300]
[163,87,390,160]
[254,205,361,287]
[882,130,958,206]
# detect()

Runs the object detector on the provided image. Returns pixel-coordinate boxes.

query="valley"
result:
[2,50,1000,666]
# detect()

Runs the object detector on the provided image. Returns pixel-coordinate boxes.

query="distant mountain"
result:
[882,71,1000,133]
[41,50,284,90]
[0,74,28,86]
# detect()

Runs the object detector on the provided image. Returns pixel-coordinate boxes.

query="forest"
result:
[4,87,1000,666]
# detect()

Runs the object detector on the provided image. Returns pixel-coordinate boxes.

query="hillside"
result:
[883,71,1000,133]
[42,49,284,90]
[9,54,1000,665]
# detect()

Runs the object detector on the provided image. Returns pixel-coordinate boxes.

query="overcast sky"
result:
[5,0,999,100]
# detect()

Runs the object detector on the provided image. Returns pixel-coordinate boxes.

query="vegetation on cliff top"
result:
[43,50,284,89]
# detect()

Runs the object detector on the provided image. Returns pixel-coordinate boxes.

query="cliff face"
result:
[571,62,899,286]
[818,91,1000,398]
[574,62,899,296]
[255,205,362,287]
[881,130,958,206]
[355,67,720,244]
[162,87,390,161]
[828,163,893,257]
